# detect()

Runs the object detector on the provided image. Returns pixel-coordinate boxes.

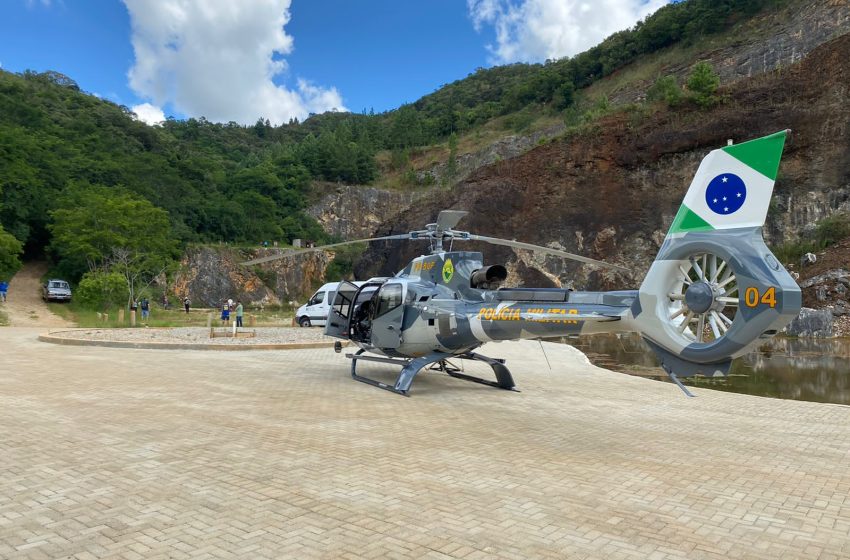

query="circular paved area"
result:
[41,327,336,350]
[1,327,849,559]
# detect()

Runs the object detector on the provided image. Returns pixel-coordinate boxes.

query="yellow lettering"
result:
[744,287,758,307]
[761,287,777,308]
[742,286,778,308]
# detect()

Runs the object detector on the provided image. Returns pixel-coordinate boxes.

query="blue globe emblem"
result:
[705,173,746,215]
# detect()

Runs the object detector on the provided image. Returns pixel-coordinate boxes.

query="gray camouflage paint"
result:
[330,230,801,379]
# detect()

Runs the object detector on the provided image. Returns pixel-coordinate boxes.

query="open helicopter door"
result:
[369,282,405,349]
[325,281,360,339]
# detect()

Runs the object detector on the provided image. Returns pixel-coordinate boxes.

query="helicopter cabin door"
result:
[370,282,405,349]
[325,281,360,339]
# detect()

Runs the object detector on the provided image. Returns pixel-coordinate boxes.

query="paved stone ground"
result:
[1,328,849,560]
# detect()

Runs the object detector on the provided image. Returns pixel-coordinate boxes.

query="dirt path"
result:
[2,262,75,327]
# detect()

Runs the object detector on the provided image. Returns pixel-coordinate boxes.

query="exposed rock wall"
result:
[306,184,426,239]
[172,246,330,307]
[608,0,850,105]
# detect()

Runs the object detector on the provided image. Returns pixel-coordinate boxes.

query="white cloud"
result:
[122,0,345,125]
[132,102,166,125]
[468,0,669,64]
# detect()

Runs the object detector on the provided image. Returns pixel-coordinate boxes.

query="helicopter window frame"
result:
[374,283,404,318]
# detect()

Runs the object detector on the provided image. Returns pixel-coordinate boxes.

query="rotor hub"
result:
[684,281,714,314]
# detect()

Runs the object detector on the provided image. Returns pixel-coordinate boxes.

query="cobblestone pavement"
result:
[1,328,849,560]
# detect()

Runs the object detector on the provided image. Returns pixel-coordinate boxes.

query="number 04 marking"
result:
[743,286,777,308]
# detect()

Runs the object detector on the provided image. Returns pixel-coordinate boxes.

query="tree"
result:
[686,62,721,108]
[48,182,179,304]
[0,226,23,279]
[446,132,459,180]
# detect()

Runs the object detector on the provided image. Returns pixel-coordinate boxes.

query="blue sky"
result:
[0,0,668,125]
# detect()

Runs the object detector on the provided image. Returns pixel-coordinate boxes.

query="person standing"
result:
[183,297,190,314]
[140,297,150,320]
[235,301,244,328]
[221,300,230,325]
[0,280,7,302]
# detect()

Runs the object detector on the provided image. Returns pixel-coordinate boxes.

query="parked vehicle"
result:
[43,279,72,302]
[295,281,364,327]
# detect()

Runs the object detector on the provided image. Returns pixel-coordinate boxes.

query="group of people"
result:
[129,297,152,320]
[221,298,244,327]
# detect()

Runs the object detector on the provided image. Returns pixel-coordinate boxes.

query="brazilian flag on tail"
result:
[668,130,788,235]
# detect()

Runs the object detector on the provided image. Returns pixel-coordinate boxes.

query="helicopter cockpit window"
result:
[375,283,403,317]
[332,292,354,318]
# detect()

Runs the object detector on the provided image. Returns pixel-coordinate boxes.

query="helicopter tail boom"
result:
[630,131,801,380]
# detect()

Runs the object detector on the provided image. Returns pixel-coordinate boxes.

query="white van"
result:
[295,281,364,327]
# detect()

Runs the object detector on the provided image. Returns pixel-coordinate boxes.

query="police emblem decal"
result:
[442,258,454,283]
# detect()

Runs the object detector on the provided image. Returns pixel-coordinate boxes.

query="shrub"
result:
[76,271,127,310]
[647,75,683,106]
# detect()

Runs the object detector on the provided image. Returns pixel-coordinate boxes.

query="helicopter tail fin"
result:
[631,131,801,382]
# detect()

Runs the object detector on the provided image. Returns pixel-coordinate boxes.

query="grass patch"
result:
[0,308,8,326]
[47,302,298,328]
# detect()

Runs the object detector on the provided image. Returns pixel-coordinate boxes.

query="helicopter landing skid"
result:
[346,349,517,396]
[443,352,518,392]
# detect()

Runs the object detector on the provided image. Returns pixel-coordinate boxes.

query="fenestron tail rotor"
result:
[241,209,626,271]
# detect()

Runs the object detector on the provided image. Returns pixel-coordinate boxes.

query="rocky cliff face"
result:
[172,246,330,307]
[355,34,850,291]
[608,0,850,105]
[306,183,426,239]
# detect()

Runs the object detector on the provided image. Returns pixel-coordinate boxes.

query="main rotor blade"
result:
[435,210,469,231]
[468,235,629,272]
[240,234,413,266]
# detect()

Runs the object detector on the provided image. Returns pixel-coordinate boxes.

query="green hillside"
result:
[0,0,790,283]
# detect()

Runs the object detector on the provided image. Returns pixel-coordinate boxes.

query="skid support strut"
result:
[347,349,518,396]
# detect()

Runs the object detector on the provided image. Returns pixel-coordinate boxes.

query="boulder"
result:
[783,307,834,337]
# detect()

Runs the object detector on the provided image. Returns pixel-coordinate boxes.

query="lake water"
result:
[559,334,850,405]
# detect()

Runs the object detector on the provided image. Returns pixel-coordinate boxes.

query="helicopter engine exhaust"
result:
[471,265,508,289]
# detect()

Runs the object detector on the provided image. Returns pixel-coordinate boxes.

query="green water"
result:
[560,334,850,405]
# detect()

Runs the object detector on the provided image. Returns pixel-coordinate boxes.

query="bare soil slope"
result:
[3,262,75,327]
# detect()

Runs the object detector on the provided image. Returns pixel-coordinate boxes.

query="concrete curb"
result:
[38,330,341,351]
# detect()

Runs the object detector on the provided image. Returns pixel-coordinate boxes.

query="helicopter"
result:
[244,130,801,396]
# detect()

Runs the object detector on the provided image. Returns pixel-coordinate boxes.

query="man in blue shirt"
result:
[0,280,7,302]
